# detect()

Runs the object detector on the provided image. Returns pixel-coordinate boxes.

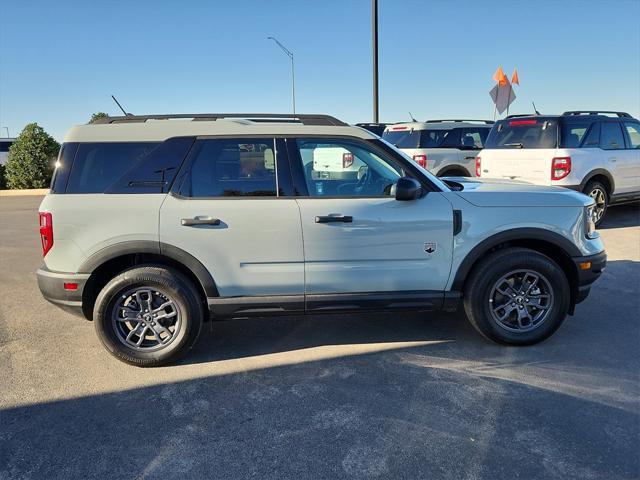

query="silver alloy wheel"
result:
[489,269,554,333]
[588,187,607,223]
[111,287,182,352]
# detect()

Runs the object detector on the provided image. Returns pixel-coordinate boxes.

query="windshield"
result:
[485,118,559,149]
[375,138,451,192]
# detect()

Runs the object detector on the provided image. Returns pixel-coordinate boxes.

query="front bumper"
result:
[572,251,607,305]
[37,266,89,318]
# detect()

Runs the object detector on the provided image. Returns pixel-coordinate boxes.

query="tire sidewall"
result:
[467,251,570,345]
[584,180,608,226]
[94,267,202,366]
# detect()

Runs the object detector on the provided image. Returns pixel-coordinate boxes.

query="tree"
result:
[89,112,109,123]
[0,163,6,189]
[5,123,60,189]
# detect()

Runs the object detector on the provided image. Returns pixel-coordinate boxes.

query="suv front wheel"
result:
[463,247,570,345]
[93,266,204,367]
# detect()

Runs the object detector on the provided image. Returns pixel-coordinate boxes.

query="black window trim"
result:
[284,134,442,199]
[169,136,292,200]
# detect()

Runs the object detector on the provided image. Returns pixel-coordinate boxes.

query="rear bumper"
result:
[572,251,606,304]
[37,266,89,318]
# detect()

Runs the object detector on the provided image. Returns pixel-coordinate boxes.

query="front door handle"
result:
[181,216,221,226]
[315,215,353,223]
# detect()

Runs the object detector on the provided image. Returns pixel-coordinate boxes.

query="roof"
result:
[64,114,376,143]
[0,137,16,142]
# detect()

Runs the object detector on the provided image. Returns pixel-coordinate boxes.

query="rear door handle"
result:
[464,156,476,160]
[315,215,353,223]
[181,216,221,226]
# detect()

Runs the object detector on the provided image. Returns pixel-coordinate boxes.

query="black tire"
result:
[463,247,570,345]
[93,266,204,367]
[583,180,608,226]
[437,169,468,177]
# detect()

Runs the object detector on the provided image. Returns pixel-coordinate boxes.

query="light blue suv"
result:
[37,114,606,366]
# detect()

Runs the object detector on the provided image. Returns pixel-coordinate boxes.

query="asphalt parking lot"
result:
[0,195,638,480]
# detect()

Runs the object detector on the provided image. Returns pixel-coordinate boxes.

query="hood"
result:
[444,177,593,208]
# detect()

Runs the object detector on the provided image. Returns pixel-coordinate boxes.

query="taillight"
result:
[551,157,571,180]
[475,156,481,177]
[342,152,354,168]
[413,154,427,168]
[39,212,53,257]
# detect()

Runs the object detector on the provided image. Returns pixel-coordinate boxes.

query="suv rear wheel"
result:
[93,266,204,367]
[463,247,570,345]
[583,180,608,226]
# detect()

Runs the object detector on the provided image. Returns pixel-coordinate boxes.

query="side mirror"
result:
[395,177,423,201]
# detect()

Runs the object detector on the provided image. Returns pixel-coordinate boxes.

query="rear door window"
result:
[623,122,640,149]
[177,139,279,197]
[600,123,625,150]
[485,118,559,149]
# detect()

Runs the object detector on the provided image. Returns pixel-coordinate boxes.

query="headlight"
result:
[585,205,598,239]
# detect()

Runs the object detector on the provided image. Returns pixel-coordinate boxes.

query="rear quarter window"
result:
[382,129,420,148]
[560,122,592,148]
[65,142,160,193]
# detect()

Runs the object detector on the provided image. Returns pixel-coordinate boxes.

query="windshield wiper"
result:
[503,142,524,148]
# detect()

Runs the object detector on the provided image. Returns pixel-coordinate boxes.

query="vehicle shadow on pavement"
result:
[1,310,638,479]
[598,203,640,229]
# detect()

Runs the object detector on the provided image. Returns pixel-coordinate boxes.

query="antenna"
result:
[111,95,132,116]
[409,111,417,122]
[532,101,540,115]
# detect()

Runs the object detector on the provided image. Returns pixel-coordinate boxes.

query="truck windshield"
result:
[485,118,559,149]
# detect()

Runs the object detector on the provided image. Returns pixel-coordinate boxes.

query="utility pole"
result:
[372,0,379,123]
[268,36,296,116]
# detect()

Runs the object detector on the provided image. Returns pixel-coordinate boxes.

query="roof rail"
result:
[92,113,348,126]
[562,111,631,118]
[425,119,494,124]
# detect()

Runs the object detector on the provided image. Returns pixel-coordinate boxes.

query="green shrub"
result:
[0,163,6,189]
[5,123,60,189]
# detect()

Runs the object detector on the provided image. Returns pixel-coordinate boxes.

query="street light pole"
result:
[372,0,379,123]
[267,36,296,116]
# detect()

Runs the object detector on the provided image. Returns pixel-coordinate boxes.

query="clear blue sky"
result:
[1,0,639,141]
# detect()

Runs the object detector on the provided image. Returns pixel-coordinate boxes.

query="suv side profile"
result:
[38,113,605,367]
[382,120,493,177]
[478,111,640,225]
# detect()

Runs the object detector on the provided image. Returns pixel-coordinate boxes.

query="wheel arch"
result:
[452,228,581,312]
[437,165,471,177]
[79,241,217,320]
[580,169,615,195]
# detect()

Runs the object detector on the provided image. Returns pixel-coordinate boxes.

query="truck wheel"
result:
[93,266,204,367]
[583,180,608,226]
[463,247,570,345]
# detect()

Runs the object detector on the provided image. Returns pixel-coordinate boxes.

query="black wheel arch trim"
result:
[580,169,615,194]
[78,240,219,297]
[437,166,471,177]
[451,227,582,291]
